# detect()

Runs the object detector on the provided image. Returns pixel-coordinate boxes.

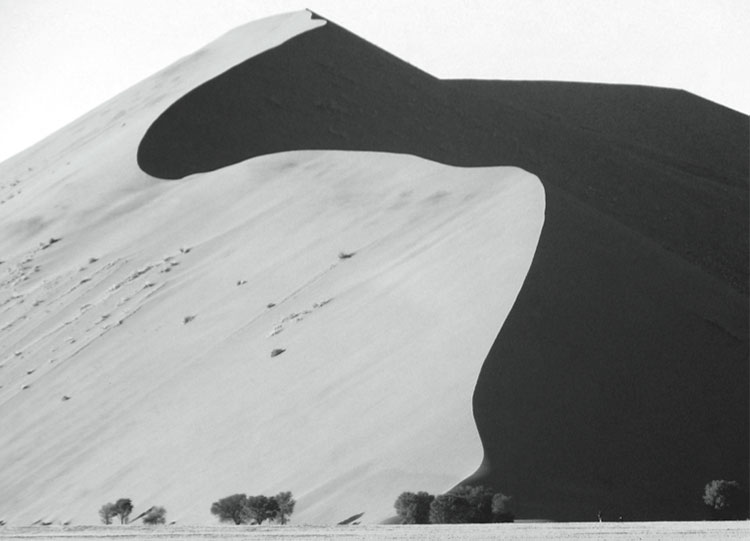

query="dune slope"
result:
[138,11,749,520]
[0,14,545,525]
[1,9,747,524]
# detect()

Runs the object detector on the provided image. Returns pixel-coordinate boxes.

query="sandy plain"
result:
[1,521,748,540]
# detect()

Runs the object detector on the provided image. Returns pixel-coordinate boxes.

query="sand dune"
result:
[1,9,747,525]
[138,10,748,520]
[0,18,544,523]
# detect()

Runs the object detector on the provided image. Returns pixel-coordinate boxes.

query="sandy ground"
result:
[0,522,748,540]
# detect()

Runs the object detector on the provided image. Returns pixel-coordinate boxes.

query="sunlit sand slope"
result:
[0,52,544,527]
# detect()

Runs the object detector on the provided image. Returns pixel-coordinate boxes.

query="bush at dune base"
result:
[210,491,296,525]
[395,486,515,524]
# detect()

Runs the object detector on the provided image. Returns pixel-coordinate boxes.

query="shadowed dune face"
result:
[138,16,747,296]
[138,13,748,521]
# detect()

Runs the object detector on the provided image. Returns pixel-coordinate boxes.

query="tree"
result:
[491,492,515,522]
[142,506,167,525]
[394,491,434,524]
[703,480,749,520]
[273,491,296,525]
[211,494,248,525]
[429,493,474,524]
[114,498,133,524]
[398,486,515,524]
[452,485,495,523]
[244,495,278,525]
[99,502,117,525]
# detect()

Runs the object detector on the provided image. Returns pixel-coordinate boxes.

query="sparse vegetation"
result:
[274,491,296,525]
[450,485,495,523]
[244,495,277,525]
[395,486,514,524]
[99,503,117,525]
[142,506,167,525]
[703,480,749,520]
[429,493,473,523]
[394,491,434,524]
[211,494,248,525]
[491,492,515,523]
[99,498,133,525]
[210,492,295,525]
[114,498,133,524]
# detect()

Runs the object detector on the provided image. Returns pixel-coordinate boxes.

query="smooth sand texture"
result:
[1,9,747,525]
[0,13,544,524]
[0,153,543,526]
[138,11,749,520]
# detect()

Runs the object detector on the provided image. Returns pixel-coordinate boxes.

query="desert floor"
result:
[0,522,748,540]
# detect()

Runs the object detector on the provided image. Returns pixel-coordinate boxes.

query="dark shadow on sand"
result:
[137,15,749,521]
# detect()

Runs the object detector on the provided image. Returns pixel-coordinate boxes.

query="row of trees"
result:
[397,480,748,524]
[94,479,745,526]
[99,498,166,525]
[210,491,295,525]
[394,485,514,524]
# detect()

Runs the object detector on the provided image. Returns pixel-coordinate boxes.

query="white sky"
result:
[1,0,748,164]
